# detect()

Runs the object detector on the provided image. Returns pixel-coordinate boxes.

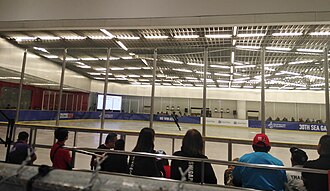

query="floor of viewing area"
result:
[0,119,324,185]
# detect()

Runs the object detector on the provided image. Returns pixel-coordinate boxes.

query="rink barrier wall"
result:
[0,110,327,132]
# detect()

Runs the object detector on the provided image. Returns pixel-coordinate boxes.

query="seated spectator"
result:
[275,117,281,121]
[101,139,128,173]
[305,118,311,123]
[8,131,37,165]
[224,158,239,186]
[291,117,295,122]
[129,128,161,177]
[302,135,330,191]
[170,129,217,184]
[282,117,288,121]
[299,118,304,122]
[267,116,273,121]
[50,128,72,170]
[232,133,287,190]
[286,147,308,191]
[90,132,117,170]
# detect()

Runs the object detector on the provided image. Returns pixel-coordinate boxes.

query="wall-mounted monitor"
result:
[97,95,122,111]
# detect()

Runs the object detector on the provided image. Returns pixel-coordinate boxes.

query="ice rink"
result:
[0,119,325,185]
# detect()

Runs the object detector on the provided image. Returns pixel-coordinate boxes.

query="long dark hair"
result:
[133,127,155,152]
[181,129,204,155]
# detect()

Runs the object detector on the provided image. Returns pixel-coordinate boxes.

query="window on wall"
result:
[0,87,32,109]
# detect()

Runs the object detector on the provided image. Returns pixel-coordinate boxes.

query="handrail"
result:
[66,146,328,175]
[4,122,318,150]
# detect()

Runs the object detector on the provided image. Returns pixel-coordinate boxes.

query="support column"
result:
[149,49,157,128]
[260,47,266,134]
[237,100,246,120]
[324,47,330,135]
[202,47,208,137]
[56,49,67,126]
[15,49,27,123]
[101,48,111,129]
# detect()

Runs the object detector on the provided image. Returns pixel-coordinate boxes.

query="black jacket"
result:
[101,153,129,174]
[302,154,330,191]
[128,150,161,177]
[170,151,217,184]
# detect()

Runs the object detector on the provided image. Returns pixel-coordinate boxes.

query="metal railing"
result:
[1,121,319,165]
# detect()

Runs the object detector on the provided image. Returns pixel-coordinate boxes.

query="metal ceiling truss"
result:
[0,24,329,90]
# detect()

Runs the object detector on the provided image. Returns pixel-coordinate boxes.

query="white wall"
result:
[0,39,92,91]
[92,81,327,104]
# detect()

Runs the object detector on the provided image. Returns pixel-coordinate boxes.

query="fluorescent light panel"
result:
[265,47,291,51]
[237,33,266,37]
[144,35,169,39]
[205,34,232,38]
[116,41,128,51]
[309,31,330,36]
[174,35,199,39]
[163,59,183,64]
[272,32,303,36]
[100,29,115,38]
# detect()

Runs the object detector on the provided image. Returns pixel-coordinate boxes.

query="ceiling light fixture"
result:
[43,55,58,59]
[62,36,86,40]
[237,33,266,37]
[187,62,204,66]
[288,60,314,65]
[38,36,61,40]
[236,45,261,49]
[233,26,238,36]
[100,29,115,38]
[174,35,199,39]
[14,37,37,42]
[144,35,169,39]
[163,59,183,64]
[309,31,330,36]
[116,41,128,51]
[209,65,231,69]
[234,65,256,69]
[89,36,114,40]
[173,68,193,73]
[296,48,323,53]
[117,36,140,40]
[141,59,149,66]
[205,34,232,38]
[265,47,292,51]
[111,67,125,70]
[272,32,303,36]
[126,67,142,70]
[231,51,235,63]
[33,47,49,53]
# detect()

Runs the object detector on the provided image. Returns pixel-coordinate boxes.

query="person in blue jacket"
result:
[232,133,287,191]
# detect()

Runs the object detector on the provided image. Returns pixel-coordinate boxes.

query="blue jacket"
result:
[232,152,287,191]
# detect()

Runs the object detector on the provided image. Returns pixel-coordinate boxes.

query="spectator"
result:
[302,135,330,191]
[170,129,217,184]
[232,133,287,190]
[90,133,117,170]
[8,131,37,165]
[50,128,72,170]
[286,147,308,191]
[101,139,128,173]
[129,127,161,177]
[224,158,239,186]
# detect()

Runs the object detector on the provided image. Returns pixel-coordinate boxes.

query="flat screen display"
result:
[97,95,122,110]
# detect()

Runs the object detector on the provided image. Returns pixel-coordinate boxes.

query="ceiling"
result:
[0,24,329,90]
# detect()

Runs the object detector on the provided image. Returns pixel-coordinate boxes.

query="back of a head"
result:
[105,133,118,144]
[115,139,125,150]
[182,129,204,155]
[55,128,69,142]
[252,133,271,153]
[18,131,29,141]
[318,135,330,155]
[290,147,308,165]
[133,127,155,152]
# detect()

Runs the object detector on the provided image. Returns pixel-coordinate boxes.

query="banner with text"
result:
[248,120,327,132]
[201,117,249,127]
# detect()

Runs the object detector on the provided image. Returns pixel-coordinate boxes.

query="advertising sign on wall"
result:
[202,117,249,127]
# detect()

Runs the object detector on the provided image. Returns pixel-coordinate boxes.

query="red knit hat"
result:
[253,133,270,147]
